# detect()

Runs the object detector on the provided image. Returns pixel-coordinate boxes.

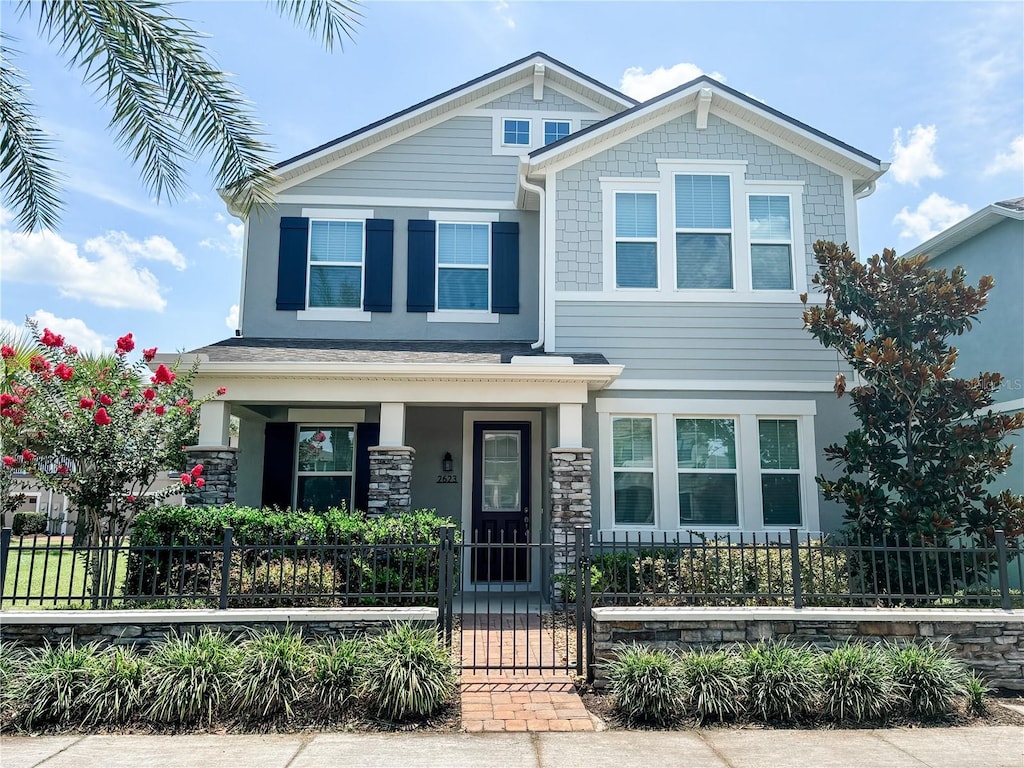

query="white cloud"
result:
[29,310,106,355]
[493,1,515,29]
[893,193,971,242]
[619,62,726,102]
[199,214,244,258]
[0,224,180,311]
[890,125,944,186]
[225,304,239,332]
[984,135,1024,176]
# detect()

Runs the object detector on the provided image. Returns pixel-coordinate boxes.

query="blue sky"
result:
[2,1,1022,354]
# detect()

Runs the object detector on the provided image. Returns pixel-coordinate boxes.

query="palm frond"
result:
[0,36,63,231]
[272,0,362,52]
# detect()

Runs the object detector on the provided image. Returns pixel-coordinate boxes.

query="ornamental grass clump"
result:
[18,642,104,729]
[81,647,147,725]
[360,624,456,721]
[679,649,748,723]
[231,629,310,721]
[886,643,969,717]
[146,630,238,725]
[965,673,991,716]
[311,637,364,715]
[818,644,897,722]
[605,645,685,725]
[742,641,820,722]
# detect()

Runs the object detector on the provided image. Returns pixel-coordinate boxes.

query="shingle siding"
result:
[482,85,597,112]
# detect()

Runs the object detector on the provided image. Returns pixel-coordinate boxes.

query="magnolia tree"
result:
[0,321,226,602]
[802,241,1024,555]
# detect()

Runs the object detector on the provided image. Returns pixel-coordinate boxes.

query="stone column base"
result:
[367,446,415,516]
[183,446,237,506]
[549,447,593,577]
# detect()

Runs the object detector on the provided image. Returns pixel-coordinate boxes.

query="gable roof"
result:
[902,197,1024,261]
[269,52,636,190]
[523,75,887,190]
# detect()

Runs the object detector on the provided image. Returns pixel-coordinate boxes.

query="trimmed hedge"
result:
[12,512,47,536]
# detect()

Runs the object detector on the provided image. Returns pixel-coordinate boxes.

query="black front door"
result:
[471,422,530,582]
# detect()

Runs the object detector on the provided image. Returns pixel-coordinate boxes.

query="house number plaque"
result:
[436,474,458,484]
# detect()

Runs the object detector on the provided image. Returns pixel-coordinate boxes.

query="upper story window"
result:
[614,192,658,289]
[543,120,571,145]
[674,174,733,290]
[503,119,531,146]
[749,194,794,290]
[308,220,364,309]
[436,222,490,311]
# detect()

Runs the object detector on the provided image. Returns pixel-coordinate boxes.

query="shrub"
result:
[17,642,104,729]
[146,630,238,725]
[359,623,456,721]
[235,558,342,607]
[680,649,748,722]
[605,645,685,725]
[231,629,310,721]
[886,643,969,717]
[743,641,820,722]
[81,647,147,725]
[11,511,47,535]
[311,637,364,714]
[818,644,897,722]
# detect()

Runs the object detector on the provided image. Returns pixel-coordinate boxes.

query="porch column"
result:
[549,403,592,577]
[185,400,236,506]
[367,402,414,516]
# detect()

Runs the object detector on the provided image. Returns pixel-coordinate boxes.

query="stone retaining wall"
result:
[0,607,436,648]
[592,607,1024,691]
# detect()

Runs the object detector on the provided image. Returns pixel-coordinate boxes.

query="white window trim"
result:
[431,220,493,318]
[490,113,581,155]
[293,423,357,511]
[501,117,532,148]
[601,179,660,291]
[610,415,658,528]
[745,182,808,295]
[305,217,366,313]
[596,398,819,535]
[672,171,737,293]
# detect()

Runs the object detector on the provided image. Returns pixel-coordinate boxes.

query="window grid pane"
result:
[678,473,738,525]
[612,417,654,468]
[758,419,799,470]
[761,475,801,526]
[503,119,530,145]
[297,426,355,473]
[438,223,489,265]
[676,233,733,289]
[614,472,655,525]
[615,242,658,288]
[748,195,791,241]
[615,193,658,238]
[676,418,736,469]
[751,244,794,290]
[675,174,731,229]
[309,265,361,308]
[438,268,488,310]
[544,120,571,145]
[310,220,363,263]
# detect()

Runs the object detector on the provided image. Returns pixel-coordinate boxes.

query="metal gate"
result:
[437,526,593,678]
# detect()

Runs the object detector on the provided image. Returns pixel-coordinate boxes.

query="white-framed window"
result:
[502,118,531,146]
[676,418,739,525]
[307,219,364,309]
[758,418,801,526]
[674,173,734,290]
[597,399,819,533]
[611,416,656,526]
[543,119,571,145]
[436,222,490,311]
[613,192,659,289]
[749,194,794,290]
[295,425,355,512]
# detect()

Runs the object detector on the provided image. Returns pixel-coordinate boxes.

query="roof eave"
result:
[902,204,1023,261]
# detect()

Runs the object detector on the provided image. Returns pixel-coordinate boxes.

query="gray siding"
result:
[557,301,847,382]
[242,203,539,341]
[482,85,597,113]
[287,116,516,200]
[555,111,847,291]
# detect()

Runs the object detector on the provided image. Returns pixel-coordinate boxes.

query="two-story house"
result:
[170,53,887,585]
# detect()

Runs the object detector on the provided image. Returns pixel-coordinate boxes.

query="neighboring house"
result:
[171,52,888,586]
[903,198,1024,497]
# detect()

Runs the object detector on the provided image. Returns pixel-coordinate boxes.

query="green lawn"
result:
[2,540,128,610]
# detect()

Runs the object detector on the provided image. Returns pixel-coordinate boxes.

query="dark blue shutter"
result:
[491,221,520,314]
[354,422,380,514]
[261,423,296,509]
[407,219,436,313]
[363,219,394,312]
[276,217,309,311]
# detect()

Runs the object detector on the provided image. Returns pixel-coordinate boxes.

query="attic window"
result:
[503,119,531,146]
[543,120,571,145]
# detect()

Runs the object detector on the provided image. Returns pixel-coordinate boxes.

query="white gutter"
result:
[519,170,547,350]
[854,180,877,200]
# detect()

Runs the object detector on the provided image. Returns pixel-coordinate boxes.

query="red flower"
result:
[216,387,227,396]
[121,389,131,398]
[93,408,112,426]
[29,356,51,373]
[191,464,204,478]
[143,347,157,362]
[185,406,193,415]
[142,388,156,401]
[57,465,69,475]
[79,397,95,409]
[54,363,75,381]
[1,346,14,359]
[3,456,16,468]
[40,328,65,348]
[0,393,21,408]
[154,405,166,416]
[313,431,327,442]
[176,398,189,407]
[195,478,206,489]
[151,364,175,385]
[126,495,136,503]
[180,473,192,486]
[133,404,145,415]
[64,345,78,355]
[115,333,135,355]
[21,449,35,462]
[99,394,113,406]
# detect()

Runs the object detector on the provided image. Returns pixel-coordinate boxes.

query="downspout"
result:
[519,171,547,351]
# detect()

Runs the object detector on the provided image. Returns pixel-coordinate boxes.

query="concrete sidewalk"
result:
[2,728,1021,768]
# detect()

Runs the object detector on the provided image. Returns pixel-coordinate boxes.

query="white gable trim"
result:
[902,203,1024,261]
